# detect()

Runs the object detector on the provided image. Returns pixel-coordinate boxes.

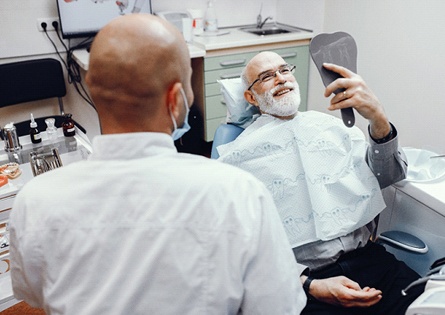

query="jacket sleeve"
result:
[365,124,408,189]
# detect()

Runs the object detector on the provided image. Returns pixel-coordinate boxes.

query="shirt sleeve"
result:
[366,124,408,189]
[240,184,307,314]
[9,192,44,308]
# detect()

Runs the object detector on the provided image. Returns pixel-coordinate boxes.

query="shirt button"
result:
[377,173,381,176]
[374,150,380,154]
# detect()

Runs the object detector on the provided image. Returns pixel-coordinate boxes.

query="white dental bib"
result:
[218,111,385,247]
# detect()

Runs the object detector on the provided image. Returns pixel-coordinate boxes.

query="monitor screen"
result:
[56,0,153,39]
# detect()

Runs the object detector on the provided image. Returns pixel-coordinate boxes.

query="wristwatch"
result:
[303,276,314,296]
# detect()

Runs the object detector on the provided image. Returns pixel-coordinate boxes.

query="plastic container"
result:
[188,9,204,35]
[204,0,218,32]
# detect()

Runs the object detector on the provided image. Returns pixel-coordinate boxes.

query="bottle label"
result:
[33,134,41,140]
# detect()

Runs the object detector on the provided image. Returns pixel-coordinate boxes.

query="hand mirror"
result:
[310,32,357,127]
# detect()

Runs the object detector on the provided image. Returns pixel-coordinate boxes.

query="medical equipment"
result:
[156,11,192,34]
[56,0,153,39]
[406,287,445,315]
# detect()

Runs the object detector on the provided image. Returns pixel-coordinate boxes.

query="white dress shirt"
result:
[10,133,306,315]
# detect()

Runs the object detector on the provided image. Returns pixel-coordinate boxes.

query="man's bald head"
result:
[86,14,193,134]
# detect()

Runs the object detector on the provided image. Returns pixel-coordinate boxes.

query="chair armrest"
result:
[377,230,428,254]
[210,124,244,159]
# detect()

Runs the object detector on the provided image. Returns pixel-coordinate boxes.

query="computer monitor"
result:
[56,0,153,39]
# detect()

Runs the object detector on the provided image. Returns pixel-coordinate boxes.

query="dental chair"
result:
[0,58,86,138]
[212,77,445,306]
[210,124,244,159]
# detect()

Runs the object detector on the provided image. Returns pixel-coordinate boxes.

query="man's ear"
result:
[244,90,259,107]
[167,82,183,120]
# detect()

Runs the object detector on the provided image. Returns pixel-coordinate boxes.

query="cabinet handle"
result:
[220,73,241,79]
[220,59,246,67]
[220,99,227,105]
[280,52,297,59]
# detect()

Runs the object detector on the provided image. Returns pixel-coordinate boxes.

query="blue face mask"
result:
[170,87,191,141]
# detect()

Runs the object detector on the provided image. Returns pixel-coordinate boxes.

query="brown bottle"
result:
[62,113,75,137]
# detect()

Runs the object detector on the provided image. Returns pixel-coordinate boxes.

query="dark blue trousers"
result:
[302,242,424,315]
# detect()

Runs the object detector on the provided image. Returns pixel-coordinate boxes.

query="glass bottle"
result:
[29,113,42,144]
[45,118,58,143]
[62,114,75,137]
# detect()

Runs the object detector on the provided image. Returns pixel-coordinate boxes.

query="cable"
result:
[52,21,69,52]
[42,25,68,70]
[51,24,97,111]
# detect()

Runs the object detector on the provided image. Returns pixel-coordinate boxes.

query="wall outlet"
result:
[37,18,60,32]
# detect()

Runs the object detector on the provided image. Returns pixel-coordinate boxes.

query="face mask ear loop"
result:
[169,104,178,134]
[170,87,191,141]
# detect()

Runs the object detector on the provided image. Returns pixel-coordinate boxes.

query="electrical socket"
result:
[37,17,60,32]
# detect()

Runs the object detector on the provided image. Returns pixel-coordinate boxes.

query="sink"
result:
[239,23,302,36]
[403,147,445,182]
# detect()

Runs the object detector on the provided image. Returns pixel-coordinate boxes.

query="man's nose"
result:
[274,71,287,84]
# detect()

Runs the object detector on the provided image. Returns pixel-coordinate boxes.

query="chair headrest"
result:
[218,77,260,129]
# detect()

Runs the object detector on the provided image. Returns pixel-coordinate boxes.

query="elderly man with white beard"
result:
[217,51,423,315]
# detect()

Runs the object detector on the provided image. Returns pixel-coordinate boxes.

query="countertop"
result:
[72,44,206,71]
[394,178,445,217]
[72,23,313,70]
[0,128,92,201]
[192,23,313,51]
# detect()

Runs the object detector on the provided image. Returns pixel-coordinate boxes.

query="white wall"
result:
[0,0,101,138]
[0,0,277,141]
[2,0,445,154]
[322,0,445,154]
[280,0,445,154]
[152,0,277,28]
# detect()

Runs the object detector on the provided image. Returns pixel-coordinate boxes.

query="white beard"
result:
[253,81,301,117]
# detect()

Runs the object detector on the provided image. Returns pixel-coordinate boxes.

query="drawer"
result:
[205,117,227,141]
[206,94,227,119]
[0,195,15,223]
[270,47,300,64]
[204,66,244,85]
[204,52,256,71]
[205,82,221,98]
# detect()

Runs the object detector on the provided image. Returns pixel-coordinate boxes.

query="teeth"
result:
[275,89,290,96]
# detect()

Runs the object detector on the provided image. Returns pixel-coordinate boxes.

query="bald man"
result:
[9,15,306,315]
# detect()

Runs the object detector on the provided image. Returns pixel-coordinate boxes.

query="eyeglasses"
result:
[247,64,296,91]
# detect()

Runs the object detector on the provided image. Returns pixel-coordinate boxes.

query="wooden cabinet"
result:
[200,44,310,141]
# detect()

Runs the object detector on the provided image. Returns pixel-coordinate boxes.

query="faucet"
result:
[256,3,273,29]
[257,15,273,29]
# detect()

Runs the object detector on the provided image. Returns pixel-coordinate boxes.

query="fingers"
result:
[339,278,382,307]
[327,89,350,110]
[322,63,360,98]
[312,276,383,308]
[323,63,355,78]
[343,287,382,308]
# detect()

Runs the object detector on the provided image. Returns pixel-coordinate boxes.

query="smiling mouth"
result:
[274,88,293,97]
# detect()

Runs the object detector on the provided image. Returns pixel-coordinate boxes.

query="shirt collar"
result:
[90,133,177,161]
